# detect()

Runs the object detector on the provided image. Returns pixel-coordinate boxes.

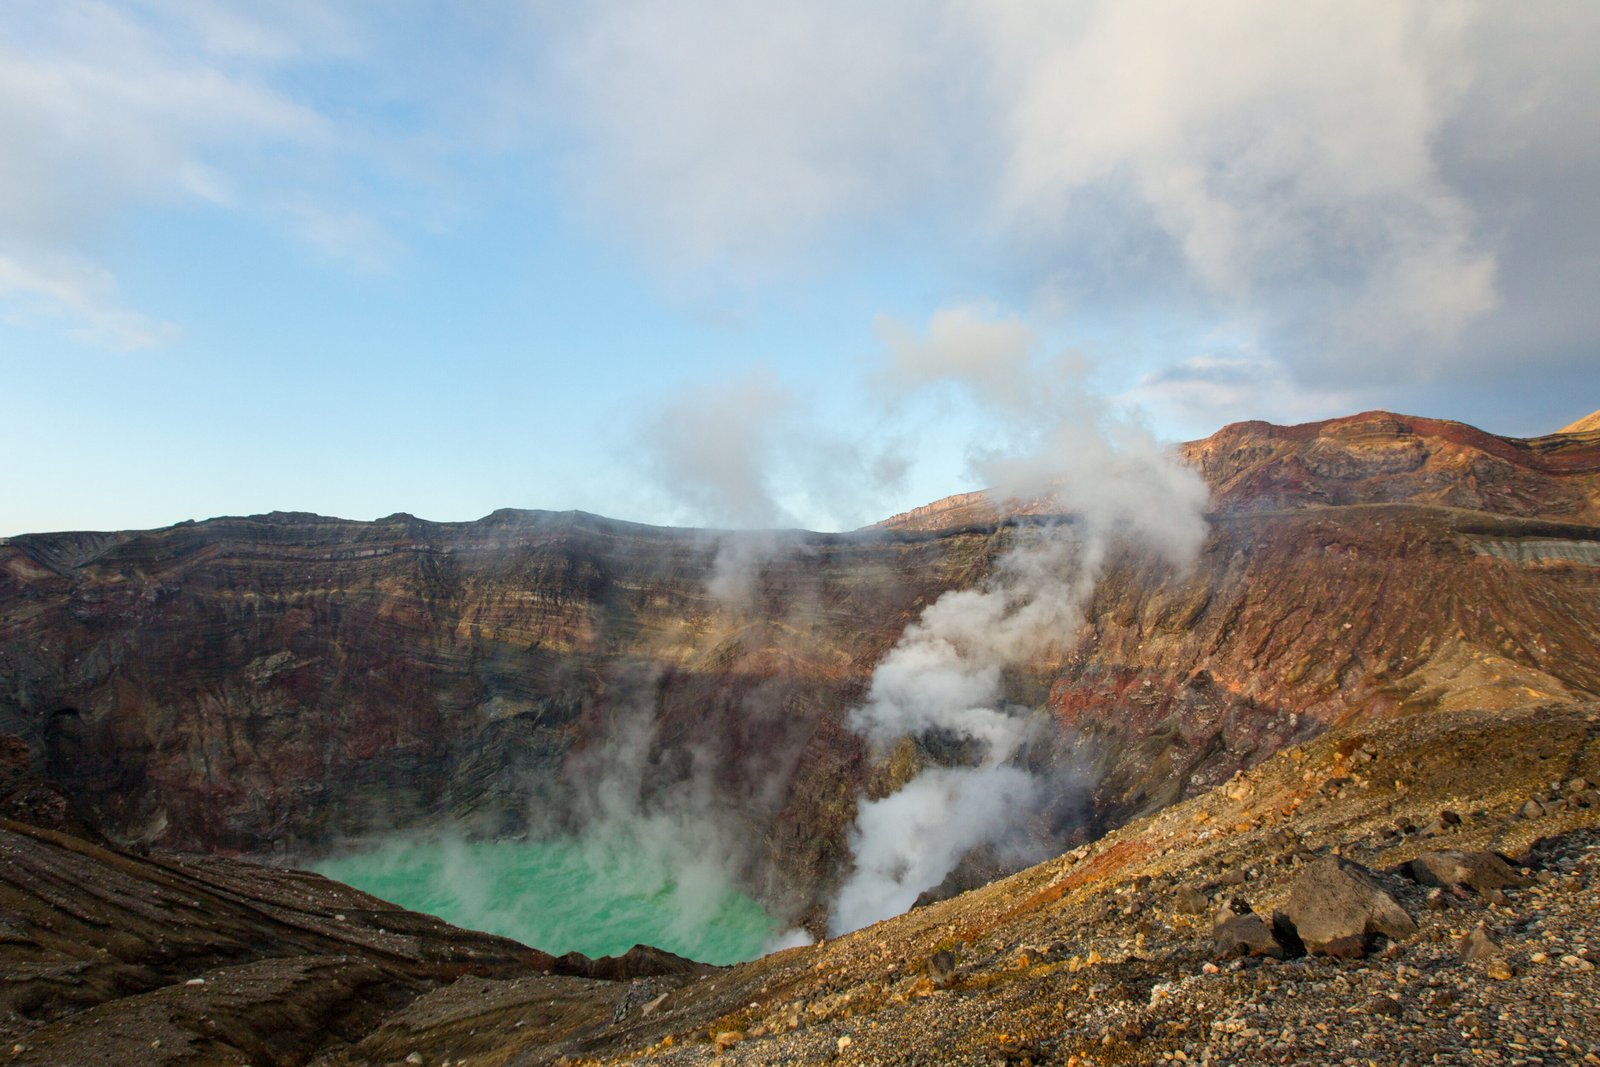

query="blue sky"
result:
[3,1,1597,536]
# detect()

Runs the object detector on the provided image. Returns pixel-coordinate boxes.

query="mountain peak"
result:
[1558,408,1600,435]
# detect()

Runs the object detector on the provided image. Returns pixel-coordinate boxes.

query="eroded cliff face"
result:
[0,511,1016,918]
[2,411,1598,921]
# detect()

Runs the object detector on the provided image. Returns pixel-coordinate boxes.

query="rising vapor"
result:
[830,310,1211,934]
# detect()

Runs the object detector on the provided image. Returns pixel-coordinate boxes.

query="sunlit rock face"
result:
[0,508,1007,923]
[2,411,1598,922]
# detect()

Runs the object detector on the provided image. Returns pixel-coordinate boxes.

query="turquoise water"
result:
[314,835,780,965]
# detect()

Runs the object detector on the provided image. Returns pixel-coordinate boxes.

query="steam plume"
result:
[830,313,1209,935]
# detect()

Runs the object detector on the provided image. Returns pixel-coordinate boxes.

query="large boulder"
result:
[1283,857,1417,957]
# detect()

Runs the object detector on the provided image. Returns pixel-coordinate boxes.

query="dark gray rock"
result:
[1405,850,1531,896]
[1457,924,1501,964]
[1172,886,1209,915]
[1214,913,1288,960]
[1364,994,1403,1017]
[928,949,957,989]
[1282,857,1417,958]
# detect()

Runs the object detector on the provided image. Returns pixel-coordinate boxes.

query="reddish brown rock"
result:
[1,411,1598,922]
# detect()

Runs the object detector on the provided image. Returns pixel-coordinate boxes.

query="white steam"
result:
[624,303,1212,939]
[829,310,1210,935]
[561,664,752,942]
[558,660,820,953]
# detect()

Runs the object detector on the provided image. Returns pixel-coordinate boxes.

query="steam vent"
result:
[1,409,1597,1064]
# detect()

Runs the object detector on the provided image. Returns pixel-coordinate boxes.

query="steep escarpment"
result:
[1182,410,1600,520]
[0,510,1015,919]
[2,411,1599,925]
[1056,504,1600,831]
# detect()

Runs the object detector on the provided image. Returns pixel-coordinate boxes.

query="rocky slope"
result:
[5,697,1599,1064]
[1559,408,1600,435]
[2,410,1598,926]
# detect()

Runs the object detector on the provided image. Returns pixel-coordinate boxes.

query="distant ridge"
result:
[1558,408,1600,434]
[877,409,1600,531]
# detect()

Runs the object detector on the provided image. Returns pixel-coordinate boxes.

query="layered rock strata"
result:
[1,411,1597,919]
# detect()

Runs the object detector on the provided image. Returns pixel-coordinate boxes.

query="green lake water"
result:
[314,836,779,965]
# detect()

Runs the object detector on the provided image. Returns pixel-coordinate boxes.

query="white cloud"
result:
[830,304,1210,932]
[537,0,974,270]
[540,1,1598,393]
[641,369,796,529]
[0,251,179,350]
[0,1,338,349]
[875,304,1040,412]
[285,202,407,275]
[0,1,430,351]
[1122,352,1365,438]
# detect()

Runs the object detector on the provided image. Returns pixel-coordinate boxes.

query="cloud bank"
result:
[539,0,1599,406]
[7,2,1595,427]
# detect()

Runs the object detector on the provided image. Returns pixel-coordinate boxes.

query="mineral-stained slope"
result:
[1,411,1598,923]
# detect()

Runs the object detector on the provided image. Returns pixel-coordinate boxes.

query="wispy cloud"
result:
[0,251,179,350]
[1122,352,1364,437]
[0,1,431,350]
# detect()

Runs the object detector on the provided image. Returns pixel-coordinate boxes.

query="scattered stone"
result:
[1173,886,1209,915]
[1405,850,1531,896]
[1364,994,1403,1017]
[1214,912,1290,960]
[927,949,957,988]
[1218,895,1254,920]
[1264,828,1299,851]
[714,1030,744,1051]
[1457,924,1501,964]
[1282,857,1417,957]
[1485,958,1514,981]
[1521,799,1547,819]
[997,1036,1043,1063]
